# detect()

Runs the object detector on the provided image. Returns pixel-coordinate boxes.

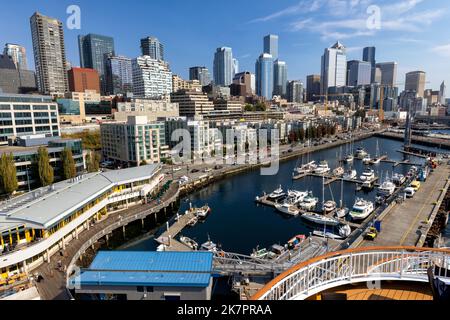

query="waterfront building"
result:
[68,67,100,93]
[347,60,371,87]
[189,66,211,86]
[263,34,278,61]
[0,135,84,193]
[306,75,321,102]
[101,116,167,165]
[140,36,164,61]
[30,12,69,96]
[255,53,274,100]
[405,71,426,98]
[132,56,172,99]
[0,54,36,94]
[172,75,202,93]
[0,165,163,278]
[375,62,398,86]
[170,89,214,117]
[78,34,114,94]
[232,71,253,97]
[273,60,288,97]
[71,251,213,300]
[104,55,133,95]
[213,47,233,86]
[287,80,304,103]
[320,42,347,95]
[0,93,60,145]
[114,98,179,122]
[3,44,28,70]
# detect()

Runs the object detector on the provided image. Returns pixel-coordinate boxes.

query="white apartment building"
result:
[132,56,172,98]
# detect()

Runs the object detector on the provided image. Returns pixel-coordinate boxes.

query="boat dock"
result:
[155,211,197,251]
[292,171,379,187]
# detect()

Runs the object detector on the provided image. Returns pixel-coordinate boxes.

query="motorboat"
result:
[355,147,368,159]
[335,207,349,218]
[187,216,198,227]
[179,235,198,250]
[301,212,340,226]
[343,169,357,180]
[201,238,217,252]
[370,157,381,165]
[377,180,396,196]
[251,247,269,259]
[294,161,317,175]
[274,202,301,216]
[314,160,331,175]
[186,204,211,220]
[312,230,344,240]
[333,166,344,177]
[156,244,167,251]
[345,154,354,163]
[362,179,374,189]
[349,198,375,221]
[392,173,406,186]
[359,168,375,181]
[287,235,306,250]
[338,224,352,238]
[322,200,337,213]
[268,185,286,200]
[299,193,319,211]
[287,190,309,204]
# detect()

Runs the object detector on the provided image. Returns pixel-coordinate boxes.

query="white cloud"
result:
[249,0,323,23]
[431,43,450,57]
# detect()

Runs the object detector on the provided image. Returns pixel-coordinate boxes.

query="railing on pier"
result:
[252,246,450,300]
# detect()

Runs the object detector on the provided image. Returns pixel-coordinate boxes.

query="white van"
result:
[405,187,415,198]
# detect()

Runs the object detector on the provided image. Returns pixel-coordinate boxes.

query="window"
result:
[164,294,181,301]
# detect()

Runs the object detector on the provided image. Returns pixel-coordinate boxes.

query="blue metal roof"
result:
[74,251,214,288]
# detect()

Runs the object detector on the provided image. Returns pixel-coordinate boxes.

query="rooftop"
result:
[74,251,213,288]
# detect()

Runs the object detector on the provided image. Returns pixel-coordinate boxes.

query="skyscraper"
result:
[273,60,287,97]
[132,56,172,98]
[287,80,304,103]
[105,55,133,95]
[320,42,347,95]
[362,46,376,83]
[213,47,233,86]
[3,44,28,70]
[439,81,446,105]
[140,37,164,61]
[30,12,68,95]
[347,60,371,87]
[232,58,239,77]
[306,75,321,102]
[263,34,278,61]
[376,62,398,86]
[255,53,273,100]
[189,66,211,86]
[78,33,115,93]
[405,71,426,98]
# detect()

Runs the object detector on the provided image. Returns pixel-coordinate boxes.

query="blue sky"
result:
[1,0,449,94]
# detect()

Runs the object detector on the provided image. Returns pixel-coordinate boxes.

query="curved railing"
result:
[252,246,450,300]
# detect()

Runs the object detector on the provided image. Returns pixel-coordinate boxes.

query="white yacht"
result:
[294,161,317,175]
[268,185,286,200]
[339,224,352,238]
[322,200,337,213]
[349,199,375,221]
[299,193,319,211]
[274,203,301,216]
[201,238,217,252]
[287,190,309,204]
[345,154,354,163]
[335,207,349,218]
[333,167,344,177]
[360,168,375,181]
[179,236,198,250]
[343,169,357,180]
[392,173,406,186]
[301,212,340,226]
[314,160,330,175]
[362,154,372,165]
[355,147,368,159]
[377,180,396,196]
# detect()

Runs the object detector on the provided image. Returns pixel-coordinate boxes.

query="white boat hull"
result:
[301,213,340,226]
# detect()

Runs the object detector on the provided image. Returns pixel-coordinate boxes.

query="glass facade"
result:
[255,53,273,100]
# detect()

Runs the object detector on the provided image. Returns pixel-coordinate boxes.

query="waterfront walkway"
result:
[33,182,179,300]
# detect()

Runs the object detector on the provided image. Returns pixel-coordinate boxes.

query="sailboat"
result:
[345,141,354,163]
[335,178,349,218]
[370,140,382,165]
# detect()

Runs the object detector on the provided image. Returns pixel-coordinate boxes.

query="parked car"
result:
[190,168,200,173]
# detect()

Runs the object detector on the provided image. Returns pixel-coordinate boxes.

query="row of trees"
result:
[244,102,267,112]
[288,123,337,143]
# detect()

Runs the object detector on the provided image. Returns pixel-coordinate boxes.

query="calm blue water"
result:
[124,137,429,255]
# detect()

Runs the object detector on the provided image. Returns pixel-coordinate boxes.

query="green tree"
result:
[255,102,266,112]
[244,104,254,112]
[61,147,76,180]
[61,130,101,150]
[37,146,54,186]
[0,153,18,195]
[86,151,101,172]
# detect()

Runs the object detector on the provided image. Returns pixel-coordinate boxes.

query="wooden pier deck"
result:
[155,211,196,251]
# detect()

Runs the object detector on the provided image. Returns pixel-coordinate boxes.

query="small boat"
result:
[338,224,352,238]
[362,154,372,165]
[355,147,368,159]
[299,192,319,210]
[370,157,381,165]
[287,235,306,250]
[287,190,309,204]
[335,207,349,218]
[349,198,375,221]
[179,235,198,250]
[314,160,331,175]
[345,154,354,163]
[187,216,198,227]
[201,237,217,252]
[185,204,211,220]
[156,244,167,251]
[377,180,396,196]
[322,200,337,213]
[392,173,406,186]
[343,169,357,180]
[301,212,340,226]
[333,166,344,177]
[360,168,375,181]
[361,180,373,189]
[294,161,317,175]
[274,202,301,216]
[313,230,344,240]
[268,185,286,200]
[251,247,269,259]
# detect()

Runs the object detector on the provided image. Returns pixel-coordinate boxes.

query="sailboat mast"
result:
[340,178,344,209]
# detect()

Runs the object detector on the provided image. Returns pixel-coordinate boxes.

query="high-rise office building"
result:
[320,42,347,95]
[30,12,68,95]
[189,66,211,86]
[362,46,376,83]
[3,44,28,70]
[255,53,273,100]
[347,60,371,87]
[78,33,115,94]
[68,67,100,93]
[439,81,446,105]
[405,71,426,98]
[232,58,239,77]
[375,62,397,86]
[105,55,133,95]
[213,47,233,86]
[132,56,172,98]
[0,54,36,94]
[140,37,164,61]
[287,80,304,103]
[306,75,321,102]
[263,34,278,61]
[273,60,287,97]
[232,71,253,97]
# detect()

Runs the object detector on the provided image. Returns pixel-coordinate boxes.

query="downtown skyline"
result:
[1,0,449,93]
